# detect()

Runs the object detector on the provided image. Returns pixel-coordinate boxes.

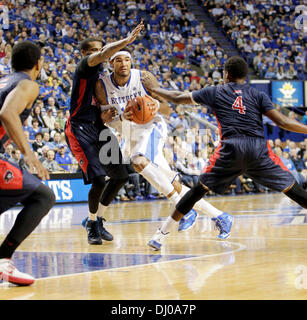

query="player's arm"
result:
[265,109,307,134]
[88,22,144,67]
[141,71,171,116]
[142,71,195,105]
[0,80,49,180]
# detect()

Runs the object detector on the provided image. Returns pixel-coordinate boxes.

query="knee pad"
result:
[284,182,307,209]
[176,182,207,215]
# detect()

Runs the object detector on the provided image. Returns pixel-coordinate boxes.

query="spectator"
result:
[42,149,63,172]
[43,108,56,130]
[55,144,72,172]
[32,132,44,156]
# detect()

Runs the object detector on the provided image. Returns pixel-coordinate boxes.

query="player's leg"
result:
[66,123,107,245]
[246,139,307,208]
[98,129,129,241]
[0,162,55,285]
[147,141,238,250]
[81,175,106,245]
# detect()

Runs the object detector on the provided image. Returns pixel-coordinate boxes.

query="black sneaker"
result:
[85,219,102,245]
[97,217,113,241]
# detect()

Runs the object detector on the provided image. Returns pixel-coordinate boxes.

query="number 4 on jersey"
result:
[232,96,246,114]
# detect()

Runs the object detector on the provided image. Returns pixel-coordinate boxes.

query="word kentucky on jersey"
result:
[110,90,143,108]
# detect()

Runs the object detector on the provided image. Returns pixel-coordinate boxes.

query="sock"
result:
[140,162,174,196]
[180,185,222,218]
[160,216,177,234]
[89,213,97,221]
[168,192,181,205]
[97,203,107,218]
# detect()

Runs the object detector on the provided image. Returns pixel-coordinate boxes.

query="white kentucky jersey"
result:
[99,69,147,114]
[97,69,175,182]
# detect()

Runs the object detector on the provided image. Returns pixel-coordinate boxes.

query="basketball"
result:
[125,95,156,125]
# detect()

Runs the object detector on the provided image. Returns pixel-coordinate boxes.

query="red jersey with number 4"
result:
[192,83,274,139]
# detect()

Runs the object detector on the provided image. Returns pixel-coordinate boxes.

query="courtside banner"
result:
[42,178,90,203]
[271,80,304,107]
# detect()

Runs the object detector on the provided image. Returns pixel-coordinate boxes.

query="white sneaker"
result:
[0,258,35,286]
[147,228,169,251]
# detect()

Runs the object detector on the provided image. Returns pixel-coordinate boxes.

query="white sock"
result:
[179,185,222,218]
[160,216,177,234]
[168,192,181,205]
[140,162,175,196]
[97,203,107,218]
[89,213,97,221]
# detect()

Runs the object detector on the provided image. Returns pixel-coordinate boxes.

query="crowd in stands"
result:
[0,0,306,201]
[203,0,307,80]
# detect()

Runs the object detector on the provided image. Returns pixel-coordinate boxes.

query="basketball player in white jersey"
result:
[95,49,226,245]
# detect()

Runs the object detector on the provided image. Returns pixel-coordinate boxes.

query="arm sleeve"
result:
[77,57,100,79]
[191,86,217,107]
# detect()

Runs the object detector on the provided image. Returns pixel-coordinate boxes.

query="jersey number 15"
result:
[232,96,246,114]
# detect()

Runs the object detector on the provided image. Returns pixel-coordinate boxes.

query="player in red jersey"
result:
[0,41,55,285]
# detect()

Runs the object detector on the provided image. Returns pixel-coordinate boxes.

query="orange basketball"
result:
[125,96,156,124]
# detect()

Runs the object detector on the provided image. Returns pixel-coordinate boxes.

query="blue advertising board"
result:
[271,81,304,107]
[42,178,90,203]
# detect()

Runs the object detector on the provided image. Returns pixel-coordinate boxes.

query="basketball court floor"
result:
[1,192,307,300]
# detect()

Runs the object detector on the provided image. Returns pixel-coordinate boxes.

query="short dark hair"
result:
[80,37,104,51]
[224,56,248,80]
[11,41,41,72]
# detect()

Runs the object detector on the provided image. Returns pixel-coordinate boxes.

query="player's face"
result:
[82,41,103,57]
[112,55,132,77]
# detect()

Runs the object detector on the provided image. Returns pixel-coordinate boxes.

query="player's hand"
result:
[145,94,160,116]
[123,108,133,121]
[101,107,117,123]
[126,21,144,44]
[24,152,50,181]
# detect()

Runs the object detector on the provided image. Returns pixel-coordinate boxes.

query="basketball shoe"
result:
[0,258,35,286]
[147,228,169,251]
[178,209,198,232]
[82,217,113,241]
[212,212,233,239]
[83,219,102,245]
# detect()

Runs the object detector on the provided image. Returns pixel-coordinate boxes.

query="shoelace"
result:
[0,260,15,275]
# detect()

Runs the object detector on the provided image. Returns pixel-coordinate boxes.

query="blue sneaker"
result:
[147,228,169,251]
[212,212,233,239]
[178,209,198,232]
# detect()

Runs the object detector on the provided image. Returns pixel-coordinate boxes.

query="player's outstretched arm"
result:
[266,109,307,134]
[0,80,49,180]
[142,71,194,105]
[88,22,144,67]
[141,71,171,116]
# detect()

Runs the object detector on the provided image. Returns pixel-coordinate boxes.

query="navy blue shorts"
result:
[65,118,128,184]
[0,157,42,214]
[200,136,295,194]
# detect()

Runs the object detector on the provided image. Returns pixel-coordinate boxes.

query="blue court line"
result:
[0,251,198,281]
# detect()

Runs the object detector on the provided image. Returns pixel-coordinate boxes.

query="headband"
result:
[110,51,132,61]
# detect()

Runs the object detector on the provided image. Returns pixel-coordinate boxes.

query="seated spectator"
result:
[32,132,44,156]
[55,144,72,172]
[28,119,42,141]
[43,108,56,130]
[50,122,64,139]
[39,145,50,163]
[10,149,28,170]
[2,143,14,161]
[48,132,63,152]
[42,149,63,172]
